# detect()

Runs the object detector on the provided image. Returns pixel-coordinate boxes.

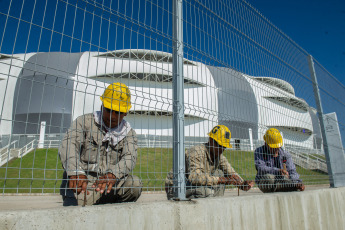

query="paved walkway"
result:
[0,185,329,211]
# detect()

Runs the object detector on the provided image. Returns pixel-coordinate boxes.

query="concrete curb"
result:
[0,187,344,230]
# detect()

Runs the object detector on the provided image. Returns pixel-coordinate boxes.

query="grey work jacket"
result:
[59,113,138,179]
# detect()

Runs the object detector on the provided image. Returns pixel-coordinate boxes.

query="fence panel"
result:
[180,0,331,190]
[0,0,342,199]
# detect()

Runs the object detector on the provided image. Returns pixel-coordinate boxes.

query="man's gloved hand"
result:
[218,174,243,185]
[229,174,243,186]
[238,180,254,191]
[296,183,305,191]
[218,176,231,185]
[92,173,117,194]
[68,175,89,195]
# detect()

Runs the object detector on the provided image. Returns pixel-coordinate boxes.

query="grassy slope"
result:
[0,149,63,193]
[0,148,329,193]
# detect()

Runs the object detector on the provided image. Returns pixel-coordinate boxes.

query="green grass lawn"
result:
[0,148,63,193]
[0,148,329,193]
[134,148,173,192]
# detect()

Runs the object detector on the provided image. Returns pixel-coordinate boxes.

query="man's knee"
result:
[275,179,299,192]
[260,174,275,182]
[124,175,142,189]
[257,174,276,193]
[119,175,142,202]
[186,186,215,199]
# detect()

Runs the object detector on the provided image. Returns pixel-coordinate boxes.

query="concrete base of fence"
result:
[1,187,345,230]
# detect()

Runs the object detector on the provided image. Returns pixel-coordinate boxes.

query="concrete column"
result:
[38,121,46,149]
[248,128,253,151]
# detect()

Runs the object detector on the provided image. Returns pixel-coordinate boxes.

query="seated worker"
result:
[59,83,142,206]
[165,125,254,199]
[254,128,305,193]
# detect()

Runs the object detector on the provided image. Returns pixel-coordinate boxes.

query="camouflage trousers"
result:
[166,170,225,200]
[60,171,142,206]
[257,174,299,193]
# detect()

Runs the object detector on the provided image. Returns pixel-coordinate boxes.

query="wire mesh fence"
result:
[0,0,343,203]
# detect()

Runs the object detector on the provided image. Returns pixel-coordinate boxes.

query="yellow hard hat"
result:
[264,128,283,148]
[208,125,232,148]
[100,83,132,113]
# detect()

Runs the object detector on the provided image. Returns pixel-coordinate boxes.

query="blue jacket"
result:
[254,145,302,183]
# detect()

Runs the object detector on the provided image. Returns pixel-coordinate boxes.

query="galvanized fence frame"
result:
[0,0,344,198]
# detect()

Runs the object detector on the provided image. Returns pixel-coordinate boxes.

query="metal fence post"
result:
[172,0,187,200]
[308,55,334,187]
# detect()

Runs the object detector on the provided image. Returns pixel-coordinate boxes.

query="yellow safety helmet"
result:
[208,125,232,148]
[264,128,283,148]
[100,83,132,113]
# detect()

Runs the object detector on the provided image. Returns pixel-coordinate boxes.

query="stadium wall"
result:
[0,50,319,150]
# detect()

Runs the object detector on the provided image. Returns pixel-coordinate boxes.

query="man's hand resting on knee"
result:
[92,173,117,194]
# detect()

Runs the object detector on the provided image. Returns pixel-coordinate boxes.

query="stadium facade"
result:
[0,50,322,150]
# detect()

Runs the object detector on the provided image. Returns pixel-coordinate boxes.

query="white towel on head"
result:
[93,111,132,147]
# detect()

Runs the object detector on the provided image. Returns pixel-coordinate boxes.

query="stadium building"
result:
[0,50,322,151]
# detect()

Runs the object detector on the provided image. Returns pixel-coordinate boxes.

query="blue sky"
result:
[1,0,344,86]
[246,0,345,85]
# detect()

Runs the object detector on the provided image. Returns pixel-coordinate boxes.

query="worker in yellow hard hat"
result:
[165,125,254,200]
[59,82,142,206]
[254,128,305,193]
[99,82,132,128]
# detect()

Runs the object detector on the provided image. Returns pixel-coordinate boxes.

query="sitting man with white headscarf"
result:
[59,83,142,206]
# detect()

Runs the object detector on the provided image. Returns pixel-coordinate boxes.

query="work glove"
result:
[230,174,244,185]
[238,180,254,191]
[218,174,242,185]
[296,183,305,191]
